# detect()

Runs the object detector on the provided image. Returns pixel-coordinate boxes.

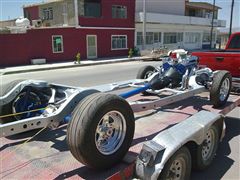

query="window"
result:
[228,34,240,49]
[146,32,153,45]
[164,33,183,44]
[137,32,162,45]
[52,36,63,53]
[112,5,127,19]
[137,32,143,45]
[154,32,162,43]
[43,7,53,20]
[112,35,127,50]
[185,32,201,43]
[177,33,183,42]
[203,32,216,43]
[84,1,101,17]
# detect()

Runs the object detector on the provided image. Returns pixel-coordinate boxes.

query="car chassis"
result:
[1,68,217,138]
[0,55,233,178]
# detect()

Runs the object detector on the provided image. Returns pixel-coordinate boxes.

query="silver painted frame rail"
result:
[0,76,207,137]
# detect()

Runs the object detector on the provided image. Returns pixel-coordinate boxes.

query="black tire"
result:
[195,125,219,170]
[158,146,191,180]
[67,93,135,169]
[136,65,155,79]
[210,71,232,107]
[0,80,26,124]
[136,65,155,95]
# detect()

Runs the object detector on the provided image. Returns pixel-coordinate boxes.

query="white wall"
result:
[136,12,226,27]
[136,0,185,16]
[135,23,218,50]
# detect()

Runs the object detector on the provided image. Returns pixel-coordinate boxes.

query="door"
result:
[87,35,97,59]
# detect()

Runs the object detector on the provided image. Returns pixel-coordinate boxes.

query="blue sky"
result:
[0,0,239,27]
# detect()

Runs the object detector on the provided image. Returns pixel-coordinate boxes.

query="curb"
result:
[2,58,142,75]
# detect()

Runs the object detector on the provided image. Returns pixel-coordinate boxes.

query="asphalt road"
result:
[0,61,160,87]
[0,61,239,179]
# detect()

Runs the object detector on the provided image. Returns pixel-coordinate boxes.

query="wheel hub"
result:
[167,158,185,180]
[219,78,230,101]
[95,111,126,155]
[202,129,215,161]
[144,71,154,79]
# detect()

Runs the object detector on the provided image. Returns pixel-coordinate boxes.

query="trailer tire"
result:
[67,93,135,169]
[195,125,219,170]
[136,65,155,95]
[158,146,191,180]
[210,71,232,107]
[0,79,26,123]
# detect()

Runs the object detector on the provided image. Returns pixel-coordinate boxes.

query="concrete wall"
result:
[0,27,134,66]
[135,23,218,50]
[136,12,226,27]
[39,0,75,27]
[0,19,16,28]
[136,0,185,16]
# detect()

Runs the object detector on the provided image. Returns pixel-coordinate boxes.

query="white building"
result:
[135,0,226,50]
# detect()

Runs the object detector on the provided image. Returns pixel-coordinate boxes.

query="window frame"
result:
[137,32,143,45]
[164,32,183,44]
[111,35,128,50]
[52,35,64,53]
[43,7,53,20]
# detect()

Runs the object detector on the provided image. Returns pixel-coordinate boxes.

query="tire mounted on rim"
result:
[158,146,191,180]
[194,125,219,170]
[210,70,232,107]
[67,93,135,169]
[136,65,155,95]
[136,65,155,79]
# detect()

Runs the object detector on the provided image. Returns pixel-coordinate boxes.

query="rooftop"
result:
[186,2,221,10]
[23,0,64,8]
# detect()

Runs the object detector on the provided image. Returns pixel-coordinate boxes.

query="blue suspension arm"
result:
[119,83,151,99]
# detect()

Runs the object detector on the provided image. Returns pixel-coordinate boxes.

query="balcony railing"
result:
[136,12,226,27]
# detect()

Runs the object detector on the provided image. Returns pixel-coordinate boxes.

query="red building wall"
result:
[0,28,134,66]
[79,0,135,28]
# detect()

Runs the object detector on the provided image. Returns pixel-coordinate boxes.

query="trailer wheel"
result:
[67,93,135,169]
[195,125,219,170]
[158,146,191,180]
[210,71,232,107]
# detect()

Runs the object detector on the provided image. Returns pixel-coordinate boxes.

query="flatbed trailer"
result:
[1,91,239,179]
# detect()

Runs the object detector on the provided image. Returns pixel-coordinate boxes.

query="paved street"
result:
[0,61,160,87]
[0,61,239,179]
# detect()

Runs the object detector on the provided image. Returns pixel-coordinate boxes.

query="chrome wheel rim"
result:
[166,157,186,180]
[144,71,154,79]
[202,128,215,161]
[95,111,126,155]
[219,78,230,102]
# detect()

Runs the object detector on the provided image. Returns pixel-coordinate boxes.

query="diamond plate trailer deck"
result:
[1,92,239,179]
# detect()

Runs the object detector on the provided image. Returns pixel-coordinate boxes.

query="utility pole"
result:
[142,0,146,50]
[74,0,79,26]
[210,0,216,49]
[229,0,235,38]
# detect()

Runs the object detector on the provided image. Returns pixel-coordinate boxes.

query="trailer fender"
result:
[135,110,224,180]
